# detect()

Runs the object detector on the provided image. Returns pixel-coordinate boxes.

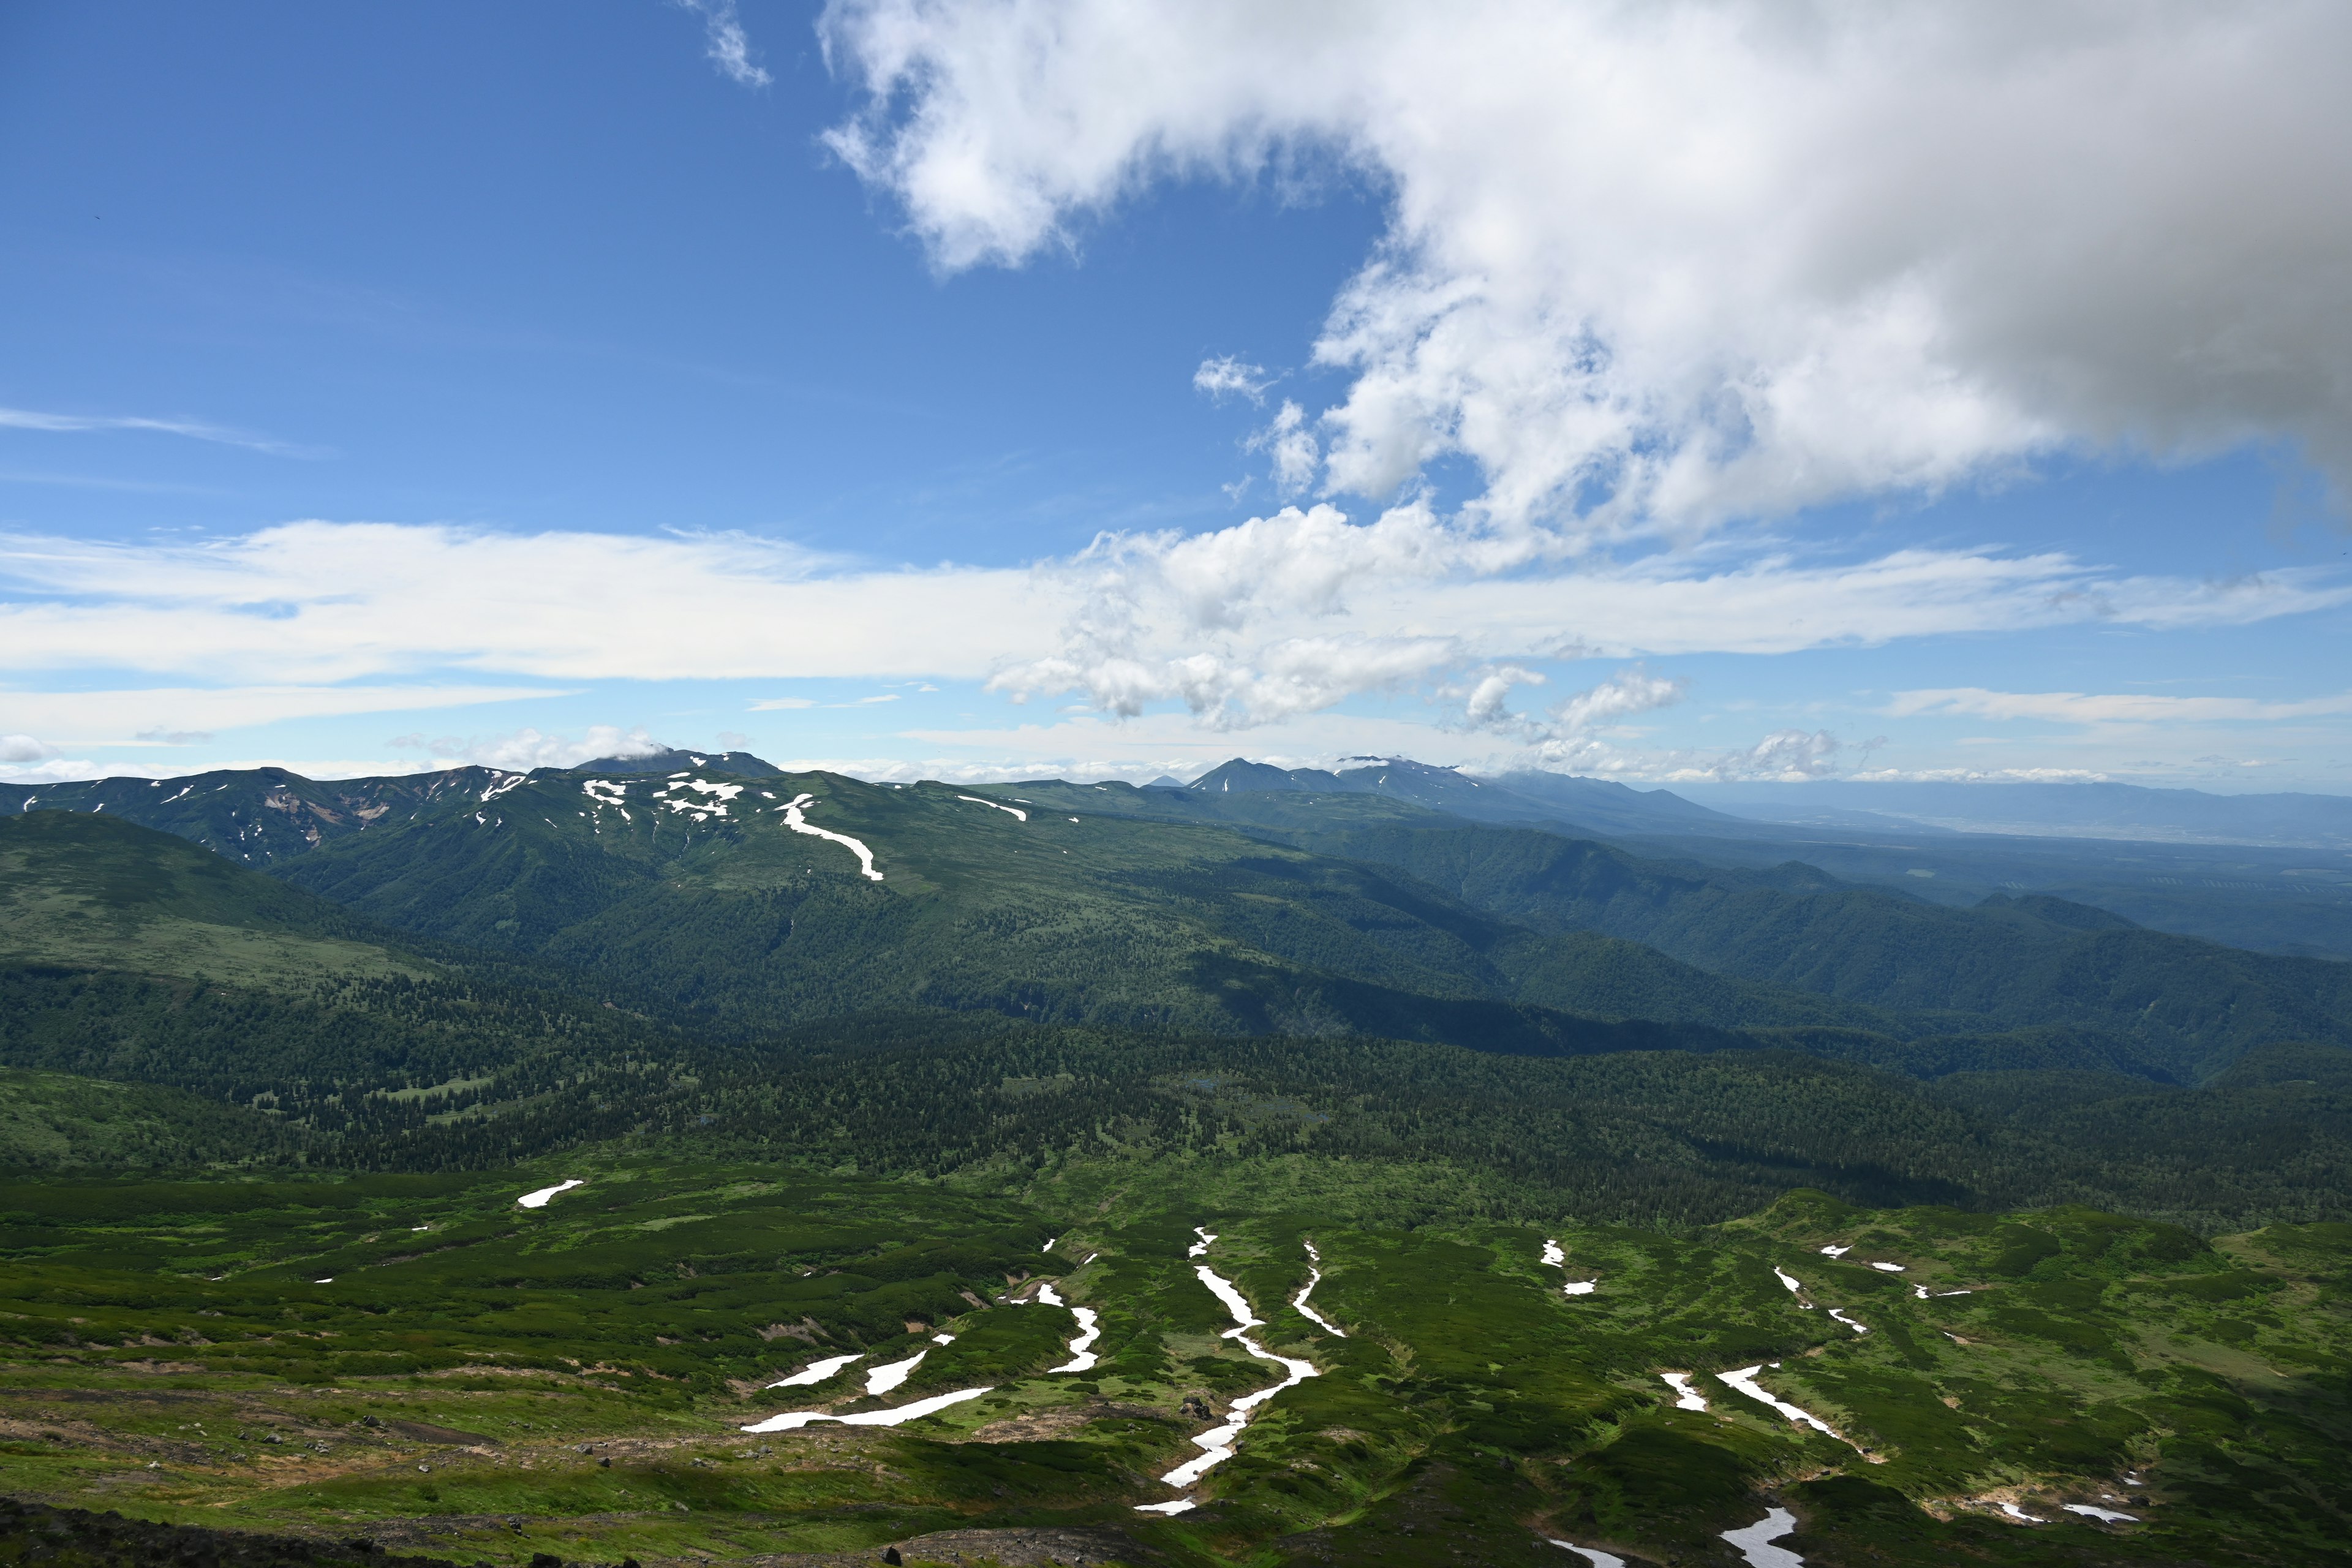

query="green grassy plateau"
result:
[0,1158,2345,1567]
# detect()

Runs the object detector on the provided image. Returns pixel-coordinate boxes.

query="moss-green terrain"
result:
[0,1158,2343,1567]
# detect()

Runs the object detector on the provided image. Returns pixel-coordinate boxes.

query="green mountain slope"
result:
[13,760,2348,1090]
[0,815,705,1139]
[0,1065,303,1170]
[0,810,418,986]
[251,766,1862,1049]
[1274,820,2352,1081]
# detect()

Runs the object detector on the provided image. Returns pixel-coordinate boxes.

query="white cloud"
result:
[821,0,2352,526]
[0,682,564,742]
[1193,356,1272,403]
[0,519,2340,749]
[677,0,771,88]
[0,682,562,739]
[0,733,52,764]
[0,522,1056,682]
[980,502,2345,729]
[1247,401,1321,497]
[1846,766,2111,783]
[407,724,665,771]
[0,405,323,458]
[1889,687,2352,726]
[1549,666,1686,736]
[750,696,818,710]
[0,756,453,786]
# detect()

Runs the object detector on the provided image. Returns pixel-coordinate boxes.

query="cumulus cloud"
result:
[0,734,52,764]
[821,0,2352,526]
[1248,401,1322,497]
[677,0,771,88]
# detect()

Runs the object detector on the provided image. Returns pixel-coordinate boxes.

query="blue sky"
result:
[2,1,2347,790]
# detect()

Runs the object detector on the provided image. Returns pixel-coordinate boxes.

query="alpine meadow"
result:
[4,5,2351,1568]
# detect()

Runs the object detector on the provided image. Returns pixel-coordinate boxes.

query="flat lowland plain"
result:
[0,1158,2345,1568]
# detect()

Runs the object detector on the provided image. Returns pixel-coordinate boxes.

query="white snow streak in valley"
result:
[1717,1366,1855,1450]
[2063,1505,2137,1523]
[1158,1266,1319,1488]
[1035,1283,1101,1373]
[767,1354,860,1389]
[1660,1372,1708,1411]
[1547,1543,1627,1567]
[739,1386,992,1434]
[516,1179,583,1209]
[781,793,883,881]
[1187,1227,1216,1257]
[1292,1241,1346,1336]
[958,795,1028,821]
[864,1351,925,1395]
[1722,1507,1805,1567]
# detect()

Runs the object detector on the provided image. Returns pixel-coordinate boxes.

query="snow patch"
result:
[517,1178,584,1209]
[1187,1227,1216,1257]
[782,793,883,880]
[865,1350,925,1395]
[1158,1264,1319,1488]
[1293,1240,1346,1336]
[1819,1245,1851,1257]
[1721,1507,1804,1567]
[1661,1372,1708,1411]
[1541,1239,1566,1267]
[1717,1365,1847,1443]
[1561,1280,1596,1295]
[1827,1308,1868,1335]
[1134,1499,1196,1515]
[2000,1502,2045,1523]
[1869,1262,1906,1273]
[740,1386,990,1434]
[2062,1504,2136,1523]
[769,1354,861,1389]
[1547,1545,1627,1568]
[1773,1267,1803,1294]
[957,794,1027,821]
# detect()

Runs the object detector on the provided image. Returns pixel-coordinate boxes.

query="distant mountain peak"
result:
[573,748,785,778]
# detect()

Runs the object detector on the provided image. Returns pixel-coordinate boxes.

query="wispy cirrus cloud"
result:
[0,516,2341,740]
[0,406,326,458]
[676,0,771,88]
[1889,687,2352,726]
